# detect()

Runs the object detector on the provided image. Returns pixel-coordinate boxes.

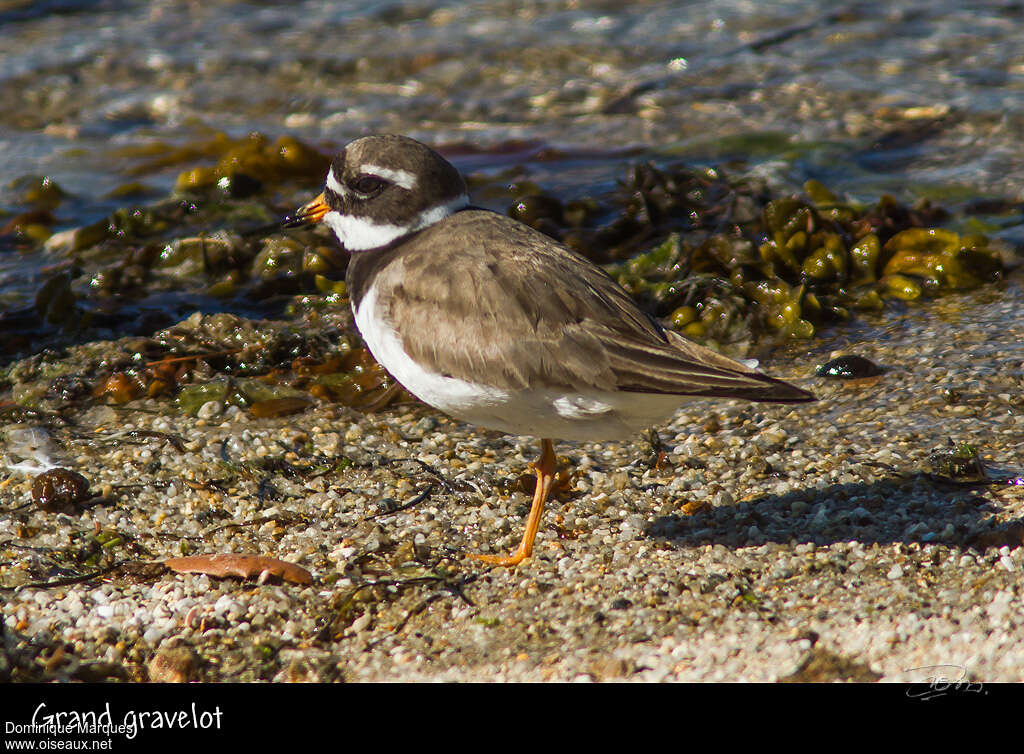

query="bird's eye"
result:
[352,175,387,195]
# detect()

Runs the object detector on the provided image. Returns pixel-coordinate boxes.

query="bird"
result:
[283,134,814,566]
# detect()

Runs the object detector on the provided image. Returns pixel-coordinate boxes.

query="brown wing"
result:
[360,210,813,403]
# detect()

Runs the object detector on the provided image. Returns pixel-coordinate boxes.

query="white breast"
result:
[352,285,686,442]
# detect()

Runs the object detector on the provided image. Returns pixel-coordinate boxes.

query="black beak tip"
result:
[280,212,305,229]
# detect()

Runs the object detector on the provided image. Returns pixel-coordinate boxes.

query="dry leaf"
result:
[164,554,313,585]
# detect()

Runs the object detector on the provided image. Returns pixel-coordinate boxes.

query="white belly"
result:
[353,286,686,442]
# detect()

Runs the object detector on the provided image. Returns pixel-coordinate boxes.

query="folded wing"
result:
[373,210,814,404]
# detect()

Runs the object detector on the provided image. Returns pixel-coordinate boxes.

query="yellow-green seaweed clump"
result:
[605,178,1004,343]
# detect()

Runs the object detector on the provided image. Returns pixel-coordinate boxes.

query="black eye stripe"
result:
[351,175,387,195]
[324,186,343,207]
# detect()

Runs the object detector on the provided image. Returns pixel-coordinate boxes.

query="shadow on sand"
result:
[645,474,1022,551]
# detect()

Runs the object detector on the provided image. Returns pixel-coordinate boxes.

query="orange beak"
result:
[281,192,330,228]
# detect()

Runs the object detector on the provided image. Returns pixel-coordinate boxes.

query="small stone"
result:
[196,400,224,420]
[352,613,372,632]
[414,417,438,433]
[148,646,198,683]
[32,468,90,512]
[815,355,884,379]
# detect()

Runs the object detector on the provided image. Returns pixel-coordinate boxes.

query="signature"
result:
[904,663,986,700]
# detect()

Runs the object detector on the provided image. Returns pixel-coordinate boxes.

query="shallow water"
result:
[1,0,1023,331]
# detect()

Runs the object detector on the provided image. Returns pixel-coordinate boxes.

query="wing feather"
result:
[356,210,813,403]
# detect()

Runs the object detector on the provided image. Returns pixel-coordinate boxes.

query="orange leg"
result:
[471,439,556,567]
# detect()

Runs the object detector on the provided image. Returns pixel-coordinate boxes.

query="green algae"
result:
[175,377,308,415]
[597,174,1006,343]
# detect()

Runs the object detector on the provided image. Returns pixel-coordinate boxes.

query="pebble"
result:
[196,401,224,419]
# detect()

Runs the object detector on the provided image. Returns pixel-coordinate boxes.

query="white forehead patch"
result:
[326,168,347,197]
[323,193,469,251]
[361,164,417,191]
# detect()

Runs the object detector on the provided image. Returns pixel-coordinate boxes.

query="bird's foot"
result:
[468,548,530,567]
[467,439,556,569]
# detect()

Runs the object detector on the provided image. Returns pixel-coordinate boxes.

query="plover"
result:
[284,134,814,566]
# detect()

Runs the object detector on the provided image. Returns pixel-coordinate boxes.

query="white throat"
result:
[324,193,469,251]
